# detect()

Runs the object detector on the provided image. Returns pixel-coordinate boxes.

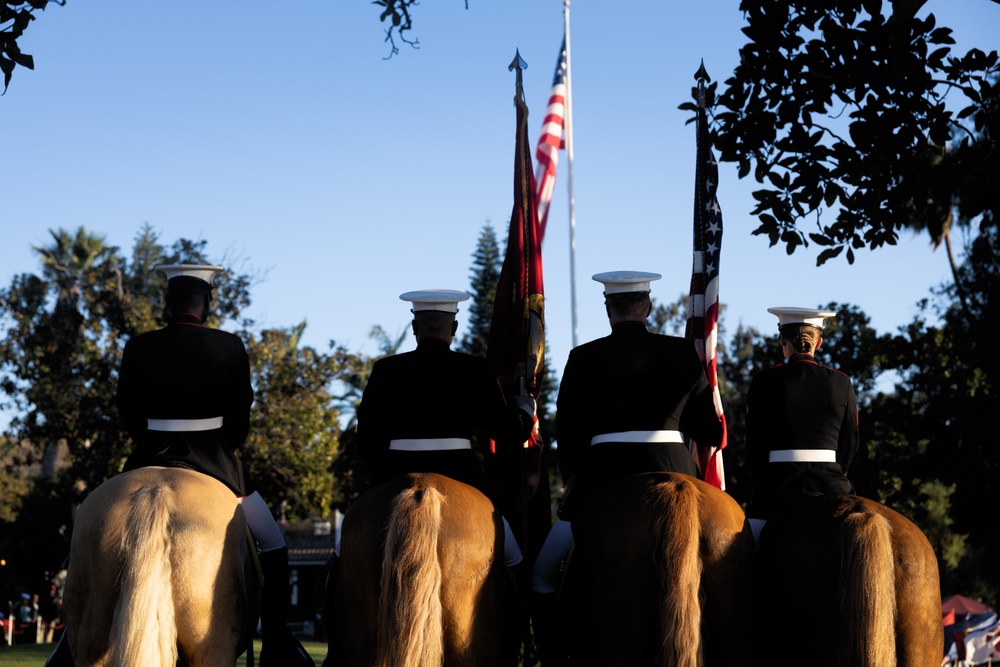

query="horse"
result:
[756,494,943,666]
[562,471,757,667]
[61,466,259,667]
[328,472,512,667]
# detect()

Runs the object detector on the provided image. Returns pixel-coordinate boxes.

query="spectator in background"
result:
[15,593,37,644]
[39,583,62,643]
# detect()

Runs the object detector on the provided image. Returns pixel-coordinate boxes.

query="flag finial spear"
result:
[695,59,709,84]
[695,59,709,109]
[509,49,528,101]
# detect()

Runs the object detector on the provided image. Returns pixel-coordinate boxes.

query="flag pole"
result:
[563,0,578,348]
[509,48,532,397]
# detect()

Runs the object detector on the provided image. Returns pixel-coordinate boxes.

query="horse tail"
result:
[107,484,178,667]
[838,509,897,667]
[652,477,703,667]
[376,483,444,667]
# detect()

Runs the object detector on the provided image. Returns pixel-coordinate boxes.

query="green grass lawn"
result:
[0,639,329,666]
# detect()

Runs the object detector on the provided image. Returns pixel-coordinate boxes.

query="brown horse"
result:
[62,466,258,667]
[563,472,756,667]
[756,494,943,666]
[330,472,511,667]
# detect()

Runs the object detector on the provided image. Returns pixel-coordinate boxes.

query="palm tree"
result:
[29,227,113,479]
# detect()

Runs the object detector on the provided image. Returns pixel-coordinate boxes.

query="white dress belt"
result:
[147,417,224,432]
[590,430,684,446]
[389,438,472,452]
[769,449,837,463]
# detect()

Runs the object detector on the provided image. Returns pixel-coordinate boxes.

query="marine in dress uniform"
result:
[114,265,312,667]
[745,306,859,545]
[528,271,724,667]
[323,290,537,666]
[356,289,536,490]
[118,267,252,494]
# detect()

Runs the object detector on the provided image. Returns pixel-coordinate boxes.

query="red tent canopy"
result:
[942,594,994,618]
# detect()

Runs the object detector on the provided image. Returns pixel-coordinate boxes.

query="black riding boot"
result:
[43,633,74,667]
[529,591,569,667]
[497,561,531,667]
[258,547,316,667]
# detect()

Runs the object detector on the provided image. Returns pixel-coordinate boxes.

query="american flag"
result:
[686,79,728,490]
[533,35,567,243]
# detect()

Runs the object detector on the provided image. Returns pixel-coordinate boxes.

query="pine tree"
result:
[458,222,502,357]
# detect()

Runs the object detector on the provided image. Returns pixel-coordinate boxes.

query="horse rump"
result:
[569,472,754,667]
[61,467,252,667]
[758,494,942,667]
[334,473,506,667]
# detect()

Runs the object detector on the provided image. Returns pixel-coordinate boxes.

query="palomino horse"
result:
[563,472,756,667]
[329,472,511,667]
[756,494,943,666]
[62,466,258,666]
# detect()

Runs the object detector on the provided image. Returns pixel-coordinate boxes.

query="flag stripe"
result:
[534,36,568,242]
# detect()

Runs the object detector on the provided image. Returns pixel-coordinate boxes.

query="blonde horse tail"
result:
[376,483,444,667]
[653,477,703,667]
[838,509,897,667]
[107,484,178,667]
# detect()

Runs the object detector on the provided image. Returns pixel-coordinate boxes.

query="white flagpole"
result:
[563,0,578,348]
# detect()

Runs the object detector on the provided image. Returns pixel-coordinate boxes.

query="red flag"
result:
[488,55,545,402]
[534,35,567,244]
[686,67,727,489]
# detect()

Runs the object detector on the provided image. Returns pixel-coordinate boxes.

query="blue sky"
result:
[3,1,996,402]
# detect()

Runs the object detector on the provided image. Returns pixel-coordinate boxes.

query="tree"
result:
[871,225,1000,602]
[684,0,999,604]
[1,227,130,490]
[242,322,344,520]
[458,223,502,358]
[373,0,470,59]
[1,0,64,93]
[0,436,31,523]
[648,293,688,336]
[702,0,998,266]
[328,324,407,507]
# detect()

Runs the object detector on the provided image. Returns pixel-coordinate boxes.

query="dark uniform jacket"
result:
[118,312,254,495]
[745,353,858,520]
[556,321,724,519]
[356,338,534,489]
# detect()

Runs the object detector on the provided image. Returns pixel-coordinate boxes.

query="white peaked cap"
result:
[592,271,662,294]
[399,289,470,313]
[767,306,836,329]
[155,264,224,285]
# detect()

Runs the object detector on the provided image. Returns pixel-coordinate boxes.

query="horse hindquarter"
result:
[108,485,179,667]
[572,473,754,667]
[62,468,250,667]
[63,474,179,667]
[337,474,504,667]
[377,484,445,667]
